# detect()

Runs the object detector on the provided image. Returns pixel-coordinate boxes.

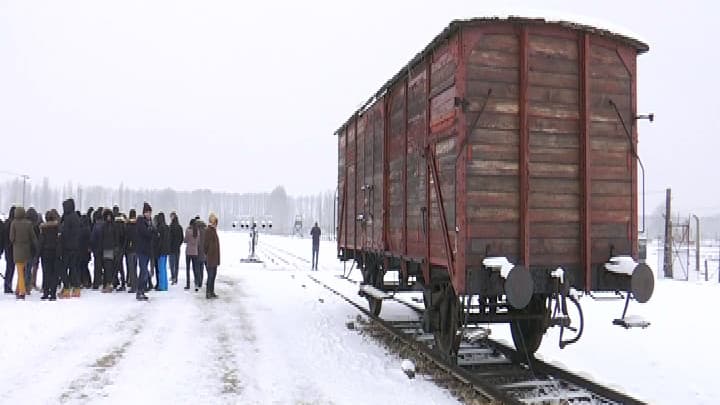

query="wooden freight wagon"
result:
[336,17,654,357]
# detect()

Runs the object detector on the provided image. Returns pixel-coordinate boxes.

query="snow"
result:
[4,232,718,404]
[261,235,720,405]
[0,231,459,404]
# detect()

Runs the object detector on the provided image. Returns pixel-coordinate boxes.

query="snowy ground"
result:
[3,232,718,404]
[0,232,458,405]
[262,235,720,405]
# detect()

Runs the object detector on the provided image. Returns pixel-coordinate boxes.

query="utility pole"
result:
[691,214,700,275]
[663,188,673,278]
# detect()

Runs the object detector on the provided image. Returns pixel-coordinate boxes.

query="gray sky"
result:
[0,0,717,214]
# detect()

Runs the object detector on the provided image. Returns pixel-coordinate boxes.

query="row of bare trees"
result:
[0,179,336,236]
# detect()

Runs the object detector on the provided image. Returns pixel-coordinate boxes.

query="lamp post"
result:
[691,214,700,277]
[0,171,30,207]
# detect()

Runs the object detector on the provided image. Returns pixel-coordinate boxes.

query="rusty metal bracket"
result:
[609,99,647,235]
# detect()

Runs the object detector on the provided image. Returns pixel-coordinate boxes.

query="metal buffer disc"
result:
[505,265,534,309]
[631,263,654,303]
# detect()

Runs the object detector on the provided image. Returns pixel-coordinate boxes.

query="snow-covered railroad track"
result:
[259,240,646,403]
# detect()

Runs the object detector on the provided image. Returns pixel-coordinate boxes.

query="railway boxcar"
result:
[336,17,654,358]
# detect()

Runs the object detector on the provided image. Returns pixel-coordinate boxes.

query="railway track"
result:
[257,240,646,405]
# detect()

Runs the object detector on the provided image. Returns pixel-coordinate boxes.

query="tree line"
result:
[0,178,337,237]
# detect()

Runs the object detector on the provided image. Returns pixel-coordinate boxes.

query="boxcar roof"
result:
[334,16,649,135]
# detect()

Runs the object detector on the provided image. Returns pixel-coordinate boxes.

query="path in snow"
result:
[0,231,459,404]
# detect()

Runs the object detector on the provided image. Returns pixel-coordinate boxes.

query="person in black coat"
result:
[59,198,83,297]
[134,202,154,300]
[113,213,127,291]
[79,214,92,288]
[156,212,171,290]
[125,209,139,293]
[39,210,61,300]
[168,212,184,285]
[3,206,16,294]
[90,209,105,289]
[310,222,321,270]
[100,209,119,293]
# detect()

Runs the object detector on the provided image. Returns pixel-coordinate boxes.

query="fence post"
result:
[705,259,709,282]
[663,188,673,278]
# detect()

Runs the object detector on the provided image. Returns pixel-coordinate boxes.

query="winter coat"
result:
[169,218,184,254]
[9,207,38,263]
[197,221,207,261]
[39,220,61,258]
[135,216,154,256]
[0,219,5,257]
[79,216,91,255]
[114,217,126,256]
[125,219,138,254]
[3,207,15,259]
[101,219,119,259]
[157,214,171,255]
[310,225,321,247]
[59,199,81,252]
[90,221,104,253]
[184,227,198,256]
[203,224,220,268]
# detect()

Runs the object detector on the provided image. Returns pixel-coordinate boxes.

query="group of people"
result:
[0,198,221,301]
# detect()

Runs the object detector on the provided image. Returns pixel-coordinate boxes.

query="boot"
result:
[60,289,72,299]
[71,288,81,298]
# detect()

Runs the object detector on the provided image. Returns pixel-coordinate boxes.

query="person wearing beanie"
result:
[134,202,154,300]
[39,210,61,300]
[125,209,138,293]
[202,213,220,299]
[25,207,41,293]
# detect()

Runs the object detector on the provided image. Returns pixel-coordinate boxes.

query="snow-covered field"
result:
[0,231,458,405]
[2,232,718,404]
[258,235,720,405]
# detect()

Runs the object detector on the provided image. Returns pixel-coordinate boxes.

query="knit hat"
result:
[143,202,152,214]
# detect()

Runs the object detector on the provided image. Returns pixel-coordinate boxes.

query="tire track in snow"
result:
[58,312,145,403]
[198,277,259,401]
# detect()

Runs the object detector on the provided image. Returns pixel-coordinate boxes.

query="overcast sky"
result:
[0,0,717,214]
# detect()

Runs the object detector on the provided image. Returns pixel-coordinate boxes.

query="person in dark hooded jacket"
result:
[79,214,92,288]
[90,209,104,289]
[59,198,82,298]
[3,206,16,294]
[39,210,61,300]
[125,209,139,293]
[156,212,170,291]
[168,212,184,285]
[113,213,127,291]
[100,209,120,293]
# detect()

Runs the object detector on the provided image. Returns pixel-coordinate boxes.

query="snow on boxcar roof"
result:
[334,16,648,135]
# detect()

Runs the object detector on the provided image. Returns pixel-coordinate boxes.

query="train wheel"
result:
[363,257,383,317]
[510,295,549,357]
[433,283,461,362]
